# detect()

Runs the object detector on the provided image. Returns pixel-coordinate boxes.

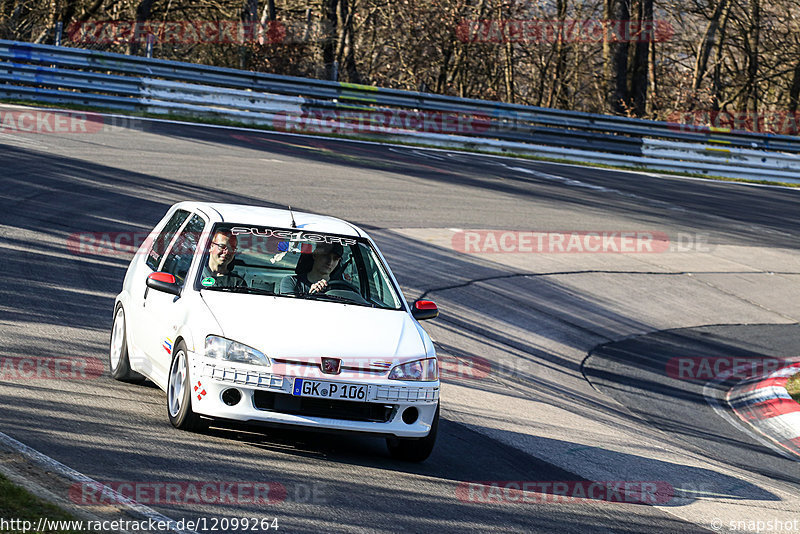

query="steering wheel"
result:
[324,280,359,293]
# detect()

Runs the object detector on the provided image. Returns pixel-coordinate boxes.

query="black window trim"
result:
[145,208,191,272]
[158,212,210,288]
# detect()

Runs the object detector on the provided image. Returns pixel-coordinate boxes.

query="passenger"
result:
[280,242,343,295]
[202,230,246,287]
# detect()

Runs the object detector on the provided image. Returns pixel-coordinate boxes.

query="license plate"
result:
[292,378,368,401]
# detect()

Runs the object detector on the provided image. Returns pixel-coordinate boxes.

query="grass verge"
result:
[787,373,800,403]
[0,471,89,533]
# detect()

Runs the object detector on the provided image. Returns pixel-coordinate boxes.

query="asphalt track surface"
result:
[584,324,800,494]
[1,115,799,533]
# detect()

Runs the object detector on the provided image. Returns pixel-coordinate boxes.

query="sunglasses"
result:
[211,241,234,253]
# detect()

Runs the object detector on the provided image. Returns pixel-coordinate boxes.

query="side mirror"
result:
[411,299,438,321]
[146,272,182,297]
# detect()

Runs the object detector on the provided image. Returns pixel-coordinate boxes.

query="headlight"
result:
[204,336,270,367]
[388,358,438,381]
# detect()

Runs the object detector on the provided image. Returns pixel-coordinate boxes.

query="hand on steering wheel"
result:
[309,279,328,294]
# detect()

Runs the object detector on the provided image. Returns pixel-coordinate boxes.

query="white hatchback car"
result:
[110,202,440,461]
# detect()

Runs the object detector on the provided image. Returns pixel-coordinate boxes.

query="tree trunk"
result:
[604,0,629,114]
[630,0,652,117]
[545,0,568,108]
[691,0,730,107]
[647,27,657,115]
[258,0,276,44]
[435,45,453,94]
[710,1,731,111]
[501,4,515,103]
[239,0,259,69]
[323,0,338,80]
[127,0,155,56]
[743,0,760,114]
[335,0,360,83]
[788,61,800,115]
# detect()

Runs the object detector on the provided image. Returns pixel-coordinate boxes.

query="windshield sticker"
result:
[231,227,357,246]
[201,277,215,287]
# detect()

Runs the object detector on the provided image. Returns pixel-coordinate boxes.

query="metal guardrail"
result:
[1,39,799,181]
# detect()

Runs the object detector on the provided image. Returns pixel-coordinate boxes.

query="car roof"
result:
[172,202,366,238]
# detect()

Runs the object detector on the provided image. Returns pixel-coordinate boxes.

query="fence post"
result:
[54,22,63,46]
[146,34,155,58]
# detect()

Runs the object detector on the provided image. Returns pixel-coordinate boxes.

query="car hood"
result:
[199,292,427,366]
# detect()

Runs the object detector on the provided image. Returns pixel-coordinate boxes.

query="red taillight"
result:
[148,272,177,284]
[415,300,437,310]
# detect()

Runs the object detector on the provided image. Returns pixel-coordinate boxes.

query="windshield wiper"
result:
[203,286,275,296]
[301,292,353,303]
[301,293,381,307]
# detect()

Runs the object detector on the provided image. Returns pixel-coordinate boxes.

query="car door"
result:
[127,208,190,366]
[142,213,208,387]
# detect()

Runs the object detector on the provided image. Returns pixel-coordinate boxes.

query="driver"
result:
[280,242,343,295]
[202,230,246,288]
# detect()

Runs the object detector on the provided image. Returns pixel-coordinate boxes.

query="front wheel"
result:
[386,402,439,462]
[109,305,144,382]
[167,341,207,432]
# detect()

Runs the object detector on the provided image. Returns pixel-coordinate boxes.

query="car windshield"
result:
[195,224,404,310]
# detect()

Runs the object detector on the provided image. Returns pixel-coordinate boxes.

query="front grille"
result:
[374,385,439,402]
[207,365,284,390]
[253,391,395,423]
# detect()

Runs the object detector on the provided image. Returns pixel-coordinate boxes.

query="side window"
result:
[146,209,190,271]
[160,215,206,286]
[359,244,400,308]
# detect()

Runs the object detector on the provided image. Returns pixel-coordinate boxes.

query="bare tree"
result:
[5,0,800,129]
[742,0,760,113]
[691,0,731,108]
[789,60,800,115]
[127,0,155,55]
[335,0,359,83]
[604,0,629,113]
[545,0,568,108]
[630,0,653,117]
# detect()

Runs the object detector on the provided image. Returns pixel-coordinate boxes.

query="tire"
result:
[167,341,208,432]
[386,402,439,462]
[109,305,144,382]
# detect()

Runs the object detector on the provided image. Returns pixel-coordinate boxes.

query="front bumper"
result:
[188,357,440,438]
